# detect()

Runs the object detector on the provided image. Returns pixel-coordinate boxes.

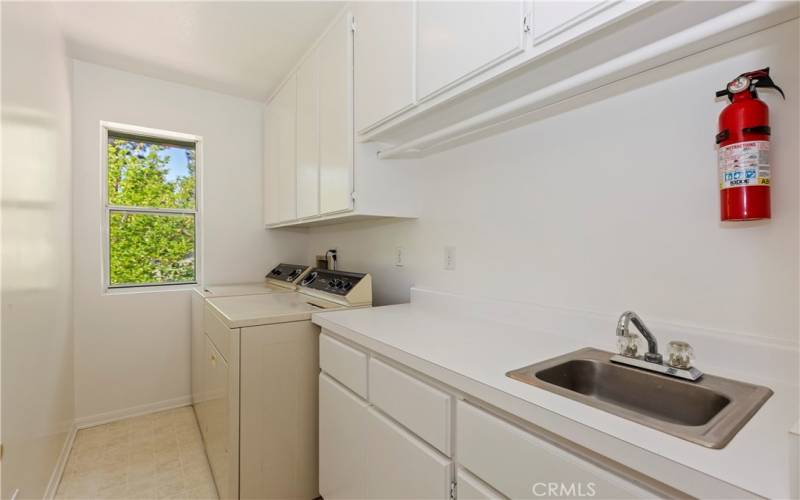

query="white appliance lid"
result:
[206,292,342,328]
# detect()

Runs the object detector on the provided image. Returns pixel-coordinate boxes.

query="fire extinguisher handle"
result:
[753,76,786,99]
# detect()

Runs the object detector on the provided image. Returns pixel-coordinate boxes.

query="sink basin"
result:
[507,348,773,448]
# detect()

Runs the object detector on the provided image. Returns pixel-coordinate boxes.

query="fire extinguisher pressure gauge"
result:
[727,76,750,94]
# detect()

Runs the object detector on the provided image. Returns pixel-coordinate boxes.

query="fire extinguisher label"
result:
[718,140,770,190]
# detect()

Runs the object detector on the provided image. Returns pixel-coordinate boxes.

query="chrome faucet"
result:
[612,310,703,381]
[616,311,662,364]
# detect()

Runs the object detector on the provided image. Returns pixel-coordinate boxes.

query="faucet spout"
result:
[617,311,662,364]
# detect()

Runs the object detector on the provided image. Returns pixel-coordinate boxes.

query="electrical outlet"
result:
[394,246,405,267]
[444,246,456,270]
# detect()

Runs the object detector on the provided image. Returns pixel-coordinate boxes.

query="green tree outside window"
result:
[107,134,197,286]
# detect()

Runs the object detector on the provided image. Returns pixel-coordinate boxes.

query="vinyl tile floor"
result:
[55,406,218,500]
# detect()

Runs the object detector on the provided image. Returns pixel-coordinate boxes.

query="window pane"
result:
[107,135,195,209]
[109,212,196,286]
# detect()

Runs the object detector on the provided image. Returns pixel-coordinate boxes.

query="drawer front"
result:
[369,357,452,456]
[457,467,506,500]
[365,407,453,500]
[456,401,652,499]
[320,333,368,398]
[204,305,232,361]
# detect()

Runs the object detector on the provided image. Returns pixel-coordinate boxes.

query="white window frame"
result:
[100,121,203,293]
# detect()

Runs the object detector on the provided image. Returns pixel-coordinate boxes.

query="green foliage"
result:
[107,139,196,286]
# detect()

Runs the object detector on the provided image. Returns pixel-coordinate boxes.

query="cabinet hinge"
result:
[449,480,456,500]
[523,13,532,34]
[350,16,357,33]
[351,191,358,202]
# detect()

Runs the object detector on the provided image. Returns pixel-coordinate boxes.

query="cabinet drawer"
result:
[457,467,506,500]
[204,305,232,361]
[365,407,452,500]
[457,401,653,499]
[369,357,451,456]
[320,333,368,398]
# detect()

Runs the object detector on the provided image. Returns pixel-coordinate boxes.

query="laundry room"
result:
[1,1,799,499]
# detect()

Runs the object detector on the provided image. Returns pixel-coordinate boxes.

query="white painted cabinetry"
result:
[263,10,417,227]
[318,13,354,215]
[457,467,506,500]
[319,331,667,500]
[319,373,368,500]
[457,400,654,499]
[296,49,320,219]
[364,407,453,500]
[264,74,297,224]
[416,1,526,100]
[352,0,416,133]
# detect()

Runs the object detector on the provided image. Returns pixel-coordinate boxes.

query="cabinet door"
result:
[296,49,320,219]
[353,1,415,132]
[262,105,280,225]
[273,75,297,222]
[319,373,368,500]
[457,467,506,500]
[205,336,230,497]
[318,13,354,215]
[416,1,526,100]
[365,407,453,499]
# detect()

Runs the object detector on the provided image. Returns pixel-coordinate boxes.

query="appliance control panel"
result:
[300,269,365,296]
[266,263,311,284]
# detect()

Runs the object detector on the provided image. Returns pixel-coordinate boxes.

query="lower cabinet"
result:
[457,467,506,500]
[365,407,452,499]
[318,331,669,500]
[319,373,368,500]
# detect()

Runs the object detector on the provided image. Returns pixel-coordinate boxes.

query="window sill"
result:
[103,282,198,295]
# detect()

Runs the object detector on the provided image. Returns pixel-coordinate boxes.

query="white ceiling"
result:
[55,1,344,101]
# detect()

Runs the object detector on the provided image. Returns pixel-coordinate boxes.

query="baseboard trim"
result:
[44,424,77,500]
[74,395,192,430]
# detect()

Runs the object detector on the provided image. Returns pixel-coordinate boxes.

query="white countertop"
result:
[312,294,799,498]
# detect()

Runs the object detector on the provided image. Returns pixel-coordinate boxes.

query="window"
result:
[103,123,201,289]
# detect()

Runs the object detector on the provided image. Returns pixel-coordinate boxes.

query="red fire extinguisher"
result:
[716,67,784,221]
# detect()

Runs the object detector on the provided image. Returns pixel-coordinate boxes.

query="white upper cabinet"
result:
[353,1,416,133]
[272,74,297,223]
[416,1,526,100]
[318,13,354,215]
[531,1,644,50]
[296,49,320,219]
[262,106,280,225]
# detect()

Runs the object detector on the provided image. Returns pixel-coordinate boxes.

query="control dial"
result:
[301,272,318,286]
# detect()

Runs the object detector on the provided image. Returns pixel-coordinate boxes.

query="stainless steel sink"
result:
[506,348,773,448]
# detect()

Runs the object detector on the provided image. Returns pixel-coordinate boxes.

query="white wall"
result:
[1,2,75,498]
[308,20,799,344]
[72,61,307,423]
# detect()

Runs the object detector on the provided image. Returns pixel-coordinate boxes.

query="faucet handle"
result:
[617,332,642,357]
[667,341,694,369]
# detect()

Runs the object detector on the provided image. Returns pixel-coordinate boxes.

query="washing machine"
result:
[198,269,371,500]
[191,263,311,412]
